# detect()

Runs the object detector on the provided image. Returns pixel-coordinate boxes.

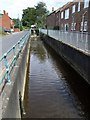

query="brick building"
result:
[46,0,90,32]
[0,10,14,32]
[55,9,60,29]
[46,11,56,29]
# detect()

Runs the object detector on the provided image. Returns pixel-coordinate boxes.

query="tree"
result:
[13,18,23,31]
[35,2,49,27]
[22,1,49,28]
[13,18,20,28]
[22,7,36,27]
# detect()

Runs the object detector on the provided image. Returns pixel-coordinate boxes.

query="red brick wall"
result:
[59,2,88,32]
[2,11,11,29]
[14,28,20,32]
[0,10,12,30]
[11,20,14,29]
[46,11,56,29]
[46,1,89,32]
[55,11,60,27]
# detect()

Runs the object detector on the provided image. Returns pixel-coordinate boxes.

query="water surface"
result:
[24,37,90,119]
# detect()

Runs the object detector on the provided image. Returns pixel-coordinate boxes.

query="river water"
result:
[23,37,90,119]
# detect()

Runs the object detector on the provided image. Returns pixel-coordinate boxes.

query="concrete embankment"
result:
[40,33,90,85]
[2,36,31,118]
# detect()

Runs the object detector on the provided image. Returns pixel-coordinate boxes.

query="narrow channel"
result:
[23,37,90,119]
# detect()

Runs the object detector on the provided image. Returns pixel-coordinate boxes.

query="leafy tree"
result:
[22,1,49,28]
[35,2,49,27]
[13,18,23,31]
[22,7,36,27]
[13,18,20,28]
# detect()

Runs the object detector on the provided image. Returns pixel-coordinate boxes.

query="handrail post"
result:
[0,32,30,87]
[85,33,88,52]
[13,46,16,65]
[3,53,10,83]
[18,41,20,52]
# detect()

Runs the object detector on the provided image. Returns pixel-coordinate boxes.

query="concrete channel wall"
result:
[2,36,31,118]
[40,33,90,85]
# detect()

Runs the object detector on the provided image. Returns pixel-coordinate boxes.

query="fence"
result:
[40,29,90,55]
[0,31,30,95]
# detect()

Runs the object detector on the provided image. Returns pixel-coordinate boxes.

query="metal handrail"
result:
[0,31,30,91]
[40,29,90,55]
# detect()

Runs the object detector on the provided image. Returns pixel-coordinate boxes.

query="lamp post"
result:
[18,14,20,31]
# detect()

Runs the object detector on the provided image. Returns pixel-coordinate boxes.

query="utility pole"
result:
[18,14,20,31]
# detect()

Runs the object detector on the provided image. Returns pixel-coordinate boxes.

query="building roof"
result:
[47,11,56,17]
[0,10,12,19]
[47,0,83,17]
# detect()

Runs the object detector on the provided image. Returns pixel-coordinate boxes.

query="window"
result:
[65,24,69,31]
[71,23,73,30]
[65,9,69,19]
[72,5,75,13]
[84,0,89,8]
[71,22,76,30]
[84,21,87,31]
[80,22,83,31]
[61,12,64,19]
[78,2,80,12]
[73,23,76,30]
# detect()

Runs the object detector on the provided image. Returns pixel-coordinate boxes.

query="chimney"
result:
[3,10,6,14]
[52,7,54,12]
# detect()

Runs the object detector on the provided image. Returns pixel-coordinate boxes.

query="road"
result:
[0,30,29,57]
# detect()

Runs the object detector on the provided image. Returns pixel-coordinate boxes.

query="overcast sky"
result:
[0,0,70,19]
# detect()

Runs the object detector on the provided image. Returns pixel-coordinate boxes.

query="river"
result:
[23,37,90,119]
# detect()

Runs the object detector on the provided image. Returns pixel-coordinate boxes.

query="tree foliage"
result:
[13,18,23,31]
[22,1,49,27]
[13,18,20,28]
[22,7,36,27]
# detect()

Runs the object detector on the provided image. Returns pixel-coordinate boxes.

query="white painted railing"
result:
[40,29,90,55]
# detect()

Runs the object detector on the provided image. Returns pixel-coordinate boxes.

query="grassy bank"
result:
[0,31,7,36]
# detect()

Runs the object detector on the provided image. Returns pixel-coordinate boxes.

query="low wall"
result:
[40,33,90,85]
[2,36,31,118]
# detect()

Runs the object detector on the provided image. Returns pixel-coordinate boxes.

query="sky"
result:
[0,0,70,19]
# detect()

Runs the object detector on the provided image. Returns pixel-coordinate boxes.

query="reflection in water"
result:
[23,38,90,119]
[30,40,46,62]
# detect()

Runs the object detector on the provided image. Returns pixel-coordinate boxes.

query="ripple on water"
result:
[23,40,89,118]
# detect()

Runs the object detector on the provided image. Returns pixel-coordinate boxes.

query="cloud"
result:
[0,0,69,19]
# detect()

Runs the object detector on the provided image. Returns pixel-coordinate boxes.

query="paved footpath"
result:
[0,30,29,57]
[0,30,29,119]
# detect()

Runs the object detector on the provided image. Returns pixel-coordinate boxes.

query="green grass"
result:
[0,31,7,36]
